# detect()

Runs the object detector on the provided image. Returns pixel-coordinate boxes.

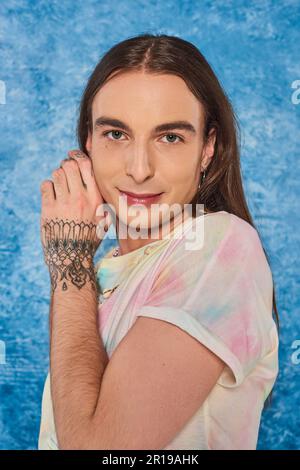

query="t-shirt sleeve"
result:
[136,213,275,388]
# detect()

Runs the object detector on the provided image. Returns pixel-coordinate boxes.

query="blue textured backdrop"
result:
[0,0,299,450]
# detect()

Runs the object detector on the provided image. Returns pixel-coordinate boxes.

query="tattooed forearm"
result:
[41,218,100,294]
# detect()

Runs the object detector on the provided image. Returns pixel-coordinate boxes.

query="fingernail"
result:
[68,150,87,159]
[60,157,74,168]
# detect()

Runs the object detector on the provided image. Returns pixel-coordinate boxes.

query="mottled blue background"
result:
[0,0,299,450]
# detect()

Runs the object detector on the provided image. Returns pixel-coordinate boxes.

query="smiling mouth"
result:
[119,190,163,198]
[118,189,164,205]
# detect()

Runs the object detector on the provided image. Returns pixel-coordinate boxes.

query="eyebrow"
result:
[94,116,197,135]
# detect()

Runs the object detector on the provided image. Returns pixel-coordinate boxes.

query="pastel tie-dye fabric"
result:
[38,210,279,450]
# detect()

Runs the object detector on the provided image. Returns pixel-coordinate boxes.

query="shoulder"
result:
[226,213,271,274]
[195,210,259,242]
[179,210,272,283]
[200,211,266,255]
[179,210,261,258]
[211,212,273,298]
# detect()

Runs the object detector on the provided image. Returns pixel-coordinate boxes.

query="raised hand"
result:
[40,149,108,293]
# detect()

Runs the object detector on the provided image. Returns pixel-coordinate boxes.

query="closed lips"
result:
[120,190,163,197]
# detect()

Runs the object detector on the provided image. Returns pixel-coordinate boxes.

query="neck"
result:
[115,210,192,256]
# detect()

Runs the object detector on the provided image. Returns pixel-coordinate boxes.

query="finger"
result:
[68,149,87,158]
[51,168,69,201]
[67,156,88,189]
[67,150,100,193]
[58,163,71,194]
[40,179,55,203]
[60,158,85,194]
[69,155,99,195]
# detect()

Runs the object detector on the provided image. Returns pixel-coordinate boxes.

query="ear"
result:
[201,127,217,171]
[86,129,92,155]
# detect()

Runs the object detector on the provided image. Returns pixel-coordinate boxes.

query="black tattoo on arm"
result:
[41,219,100,294]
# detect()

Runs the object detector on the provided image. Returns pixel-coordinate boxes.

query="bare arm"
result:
[49,263,109,449]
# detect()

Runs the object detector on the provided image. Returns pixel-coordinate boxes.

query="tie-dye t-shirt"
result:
[38,210,279,450]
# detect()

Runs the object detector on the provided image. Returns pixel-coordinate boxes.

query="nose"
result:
[125,142,155,183]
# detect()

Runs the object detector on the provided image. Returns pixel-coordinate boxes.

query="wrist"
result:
[41,218,101,294]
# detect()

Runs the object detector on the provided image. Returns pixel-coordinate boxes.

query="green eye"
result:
[161,134,183,144]
[103,130,125,140]
[102,130,184,144]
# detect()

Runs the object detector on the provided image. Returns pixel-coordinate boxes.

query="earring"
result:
[198,170,206,189]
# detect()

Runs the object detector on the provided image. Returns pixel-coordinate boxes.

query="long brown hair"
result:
[76,33,280,408]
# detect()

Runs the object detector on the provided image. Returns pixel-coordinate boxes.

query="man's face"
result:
[86,71,213,235]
